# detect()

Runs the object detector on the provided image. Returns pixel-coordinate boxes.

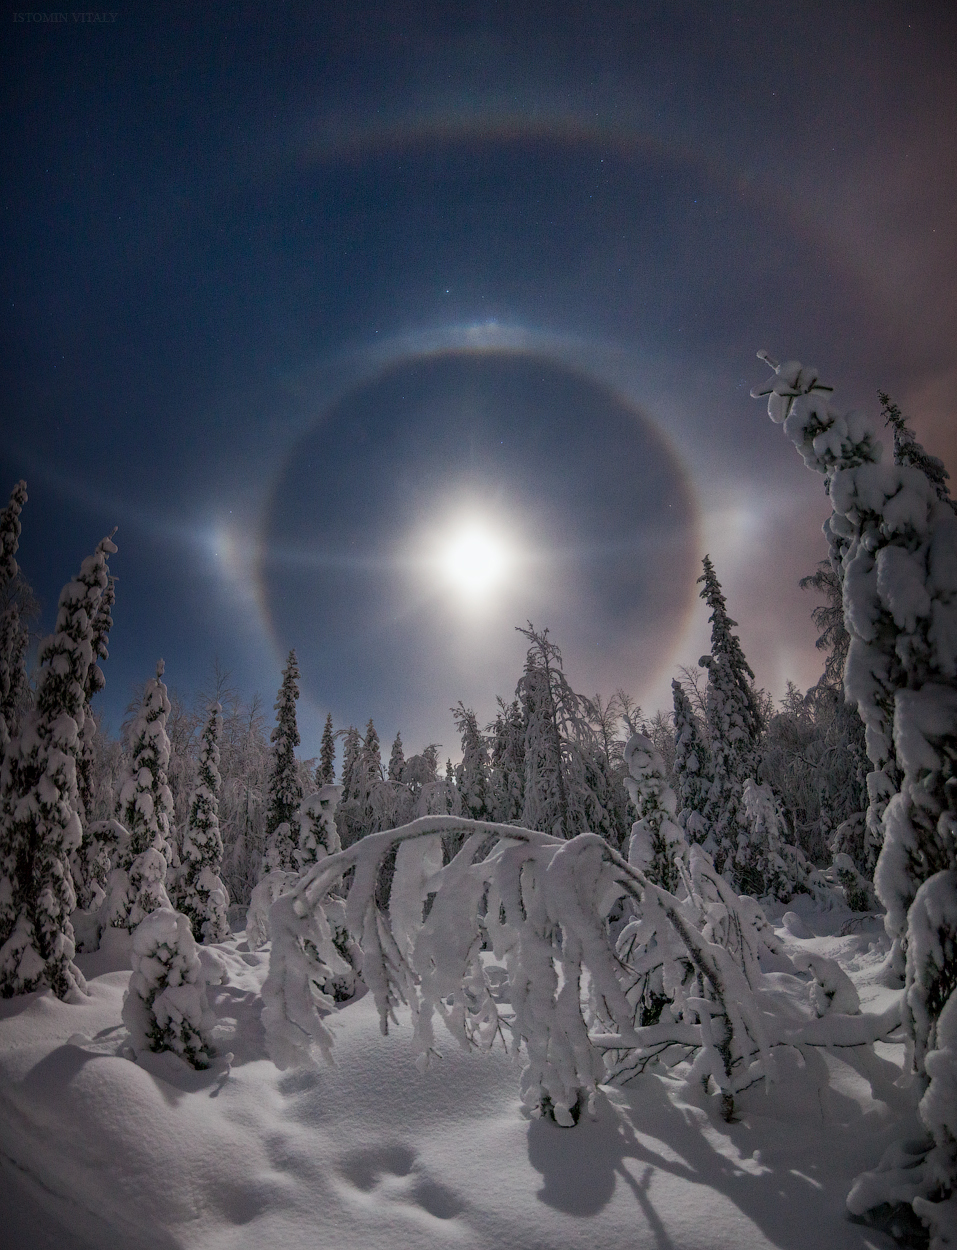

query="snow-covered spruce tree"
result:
[317,712,336,785]
[122,906,224,1069]
[293,783,359,1000]
[0,481,29,754]
[754,353,957,1241]
[517,625,619,844]
[671,679,711,843]
[72,573,116,911]
[334,724,361,847]
[263,651,302,874]
[622,734,687,894]
[179,702,229,943]
[758,364,903,876]
[340,724,360,796]
[387,731,404,782]
[0,534,116,997]
[760,680,868,873]
[357,718,384,830]
[453,702,493,821]
[76,574,114,813]
[517,626,572,838]
[102,660,175,931]
[489,697,525,824]
[737,779,826,904]
[588,692,635,844]
[697,557,764,883]
[335,719,393,841]
[409,757,461,820]
[296,784,342,871]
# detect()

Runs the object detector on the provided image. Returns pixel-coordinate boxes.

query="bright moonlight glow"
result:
[439,524,510,598]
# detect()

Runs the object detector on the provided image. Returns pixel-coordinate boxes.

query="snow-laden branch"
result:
[262,817,898,1126]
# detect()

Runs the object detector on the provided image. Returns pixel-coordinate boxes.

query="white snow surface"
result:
[0,912,909,1250]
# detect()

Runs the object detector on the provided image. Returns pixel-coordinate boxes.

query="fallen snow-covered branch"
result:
[260,817,886,1126]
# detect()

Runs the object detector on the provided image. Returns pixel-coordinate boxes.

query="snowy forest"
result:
[1,355,956,1250]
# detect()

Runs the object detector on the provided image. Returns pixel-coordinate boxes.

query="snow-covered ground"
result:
[0,909,912,1250]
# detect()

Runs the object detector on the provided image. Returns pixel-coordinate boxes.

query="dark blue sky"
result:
[2,2,955,757]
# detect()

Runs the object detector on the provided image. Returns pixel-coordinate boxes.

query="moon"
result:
[438,522,512,599]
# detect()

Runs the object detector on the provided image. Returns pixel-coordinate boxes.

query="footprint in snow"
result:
[338,1144,465,1220]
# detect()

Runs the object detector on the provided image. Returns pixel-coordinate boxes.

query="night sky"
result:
[2,2,955,758]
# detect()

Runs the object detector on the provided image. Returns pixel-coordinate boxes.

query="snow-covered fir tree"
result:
[334,724,361,845]
[336,719,390,841]
[516,625,620,843]
[317,712,336,785]
[0,482,30,756]
[340,724,360,798]
[697,556,764,882]
[295,784,342,871]
[760,680,867,872]
[587,691,635,842]
[671,678,710,842]
[622,733,687,893]
[754,351,957,1240]
[517,626,572,838]
[397,745,437,797]
[76,574,114,817]
[357,718,383,825]
[452,702,493,821]
[72,573,116,911]
[737,778,825,902]
[263,651,302,873]
[102,660,175,931]
[179,701,229,943]
[387,730,405,782]
[489,697,525,823]
[0,533,116,997]
[117,662,176,864]
[122,906,224,1069]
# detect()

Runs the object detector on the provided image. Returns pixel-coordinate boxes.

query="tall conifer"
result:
[180,701,229,942]
[387,731,405,783]
[516,625,617,842]
[102,661,175,931]
[671,678,710,841]
[754,352,957,1235]
[0,534,116,996]
[317,712,336,785]
[697,556,763,879]
[264,651,302,872]
[73,573,116,910]
[0,481,29,752]
[453,702,492,821]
